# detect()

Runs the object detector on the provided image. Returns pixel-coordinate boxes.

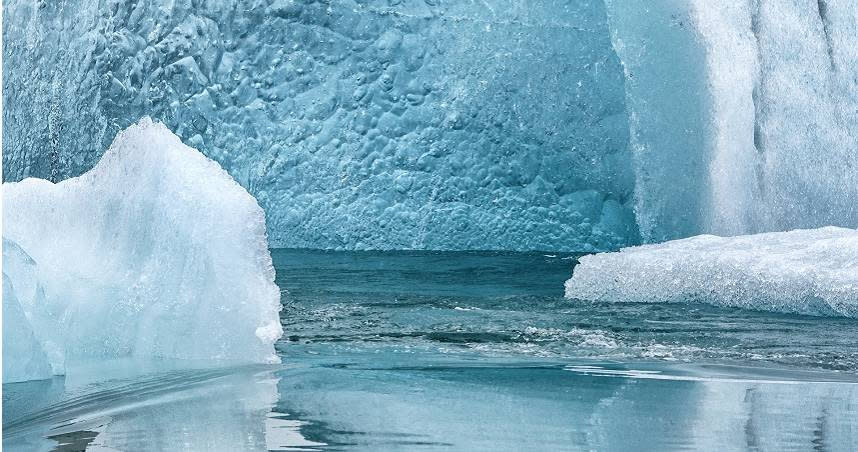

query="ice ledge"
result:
[565,227,858,318]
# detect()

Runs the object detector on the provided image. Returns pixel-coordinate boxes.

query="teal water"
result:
[4,250,858,450]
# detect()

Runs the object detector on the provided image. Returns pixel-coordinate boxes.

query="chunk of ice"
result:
[2,273,53,383]
[565,227,858,317]
[3,238,65,378]
[3,118,282,382]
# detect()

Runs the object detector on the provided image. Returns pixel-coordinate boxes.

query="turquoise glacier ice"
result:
[4,0,858,382]
[5,1,857,251]
[4,1,858,446]
[3,118,282,382]
[563,1,858,316]
[1,0,639,251]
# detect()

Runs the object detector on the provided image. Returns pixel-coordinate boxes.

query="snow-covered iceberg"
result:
[3,118,282,382]
[565,227,858,318]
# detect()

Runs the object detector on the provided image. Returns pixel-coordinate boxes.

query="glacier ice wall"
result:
[565,227,858,318]
[2,0,638,251]
[6,0,858,250]
[603,0,711,242]
[606,0,858,240]
[694,0,858,235]
[3,118,282,376]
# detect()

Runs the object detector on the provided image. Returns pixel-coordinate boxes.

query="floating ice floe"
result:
[3,118,282,382]
[565,227,858,318]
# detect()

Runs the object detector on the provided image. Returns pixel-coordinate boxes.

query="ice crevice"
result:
[815,0,836,71]
[2,118,283,383]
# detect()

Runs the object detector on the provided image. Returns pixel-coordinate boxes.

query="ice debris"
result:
[566,227,858,318]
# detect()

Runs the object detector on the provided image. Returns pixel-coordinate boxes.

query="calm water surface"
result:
[4,250,858,450]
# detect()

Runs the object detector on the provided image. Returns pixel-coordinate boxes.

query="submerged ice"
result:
[565,227,858,318]
[2,118,282,383]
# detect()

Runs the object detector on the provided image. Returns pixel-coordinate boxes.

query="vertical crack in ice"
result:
[816,0,837,72]
[814,0,854,221]
[749,0,767,201]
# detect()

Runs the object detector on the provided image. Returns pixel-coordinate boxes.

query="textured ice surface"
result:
[565,227,858,317]
[691,0,858,235]
[3,118,282,379]
[606,1,858,240]
[603,0,711,243]
[2,0,638,251]
[6,0,858,250]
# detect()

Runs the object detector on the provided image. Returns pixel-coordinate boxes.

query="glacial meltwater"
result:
[4,250,857,451]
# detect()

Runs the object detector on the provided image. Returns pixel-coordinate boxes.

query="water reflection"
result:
[4,359,857,451]
[2,363,325,451]
[5,246,858,450]
[270,357,858,451]
[264,412,326,451]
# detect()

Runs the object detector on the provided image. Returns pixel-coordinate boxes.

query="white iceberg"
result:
[3,118,282,382]
[565,227,858,317]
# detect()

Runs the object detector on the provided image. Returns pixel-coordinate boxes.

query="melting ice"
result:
[566,227,858,318]
[2,118,282,383]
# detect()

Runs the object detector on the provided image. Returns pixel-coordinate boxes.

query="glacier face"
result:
[603,0,711,243]
[694,0,858,235]
[606,0,858,240]
[3,0,638,251]
[3,119,282,377]
[5,0,858,251]
[565,227,858,318]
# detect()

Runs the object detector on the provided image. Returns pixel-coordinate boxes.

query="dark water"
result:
[4,250,858,450]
